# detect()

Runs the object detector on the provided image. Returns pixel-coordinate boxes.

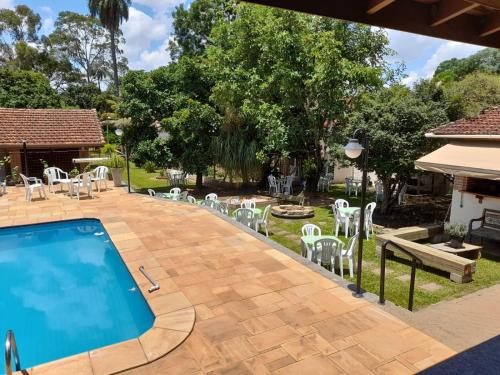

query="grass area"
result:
[265,196,500,311]
[125,163,195,193]
[127,166,500,310]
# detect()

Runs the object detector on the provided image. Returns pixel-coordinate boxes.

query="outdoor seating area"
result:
[14,165,111,202]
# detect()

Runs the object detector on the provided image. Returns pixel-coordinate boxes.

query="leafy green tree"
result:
[347,85,448,213]
[48,11,125,85]
[434,48,500,82]
[163,99,221,188]
[444,72,500,120]
[208,4,392,187]
[89,0,131,94]
[62,82,102,109]
[131,138,172,169]
[170,0,237,59]
[0,68,61,108]
[0,5,41,62]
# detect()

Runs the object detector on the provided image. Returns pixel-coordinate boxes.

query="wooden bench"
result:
[468,208,500,244]
[377,225,476,283]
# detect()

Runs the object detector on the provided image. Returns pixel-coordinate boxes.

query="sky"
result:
[2,0,485,85]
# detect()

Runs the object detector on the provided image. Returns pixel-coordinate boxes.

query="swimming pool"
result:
[0,219,154,374]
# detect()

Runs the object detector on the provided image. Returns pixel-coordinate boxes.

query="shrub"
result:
[143,161,156,173]
[131,138,172,168]
[107,153,126,169]
[444,223,467,238]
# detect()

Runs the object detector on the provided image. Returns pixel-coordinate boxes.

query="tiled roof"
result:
[429,107,500,136]
[0,108,105,148]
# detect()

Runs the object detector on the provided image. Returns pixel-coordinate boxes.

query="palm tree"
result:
[88,0,131,95]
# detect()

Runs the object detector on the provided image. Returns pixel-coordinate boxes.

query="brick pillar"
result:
[9,149,22,173]
[454,176,469,191]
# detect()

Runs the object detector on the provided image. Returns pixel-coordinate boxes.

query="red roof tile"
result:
[429,107,500,136]
[0,108,105,148]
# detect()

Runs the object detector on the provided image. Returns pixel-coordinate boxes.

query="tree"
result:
[0,68,61,108]
[164,99,221,188]
[170,0,237,60]
[89,0,131,95]
[444,72,500,120]
[131,138,172,169]
[62,82,102,109]
[0,5,41,62]
[434,48,500,82]
[48,11,124,85]
[208,5,392,188]
[346,85,448,213]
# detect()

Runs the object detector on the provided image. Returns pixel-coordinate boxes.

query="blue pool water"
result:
[0,219,154,374]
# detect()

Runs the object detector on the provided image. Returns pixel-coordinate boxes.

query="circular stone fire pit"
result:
[271,205,315,219]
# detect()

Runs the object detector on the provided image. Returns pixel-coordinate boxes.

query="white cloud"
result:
[401,71,419,87]
[420,41,483,78]
[386,29,442,63]
[121,2,182,70]
[0,0,14,9]
[135,37,172,70]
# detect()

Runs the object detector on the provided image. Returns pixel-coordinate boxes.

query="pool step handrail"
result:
[139,266,160,293]
[5,330,21,375]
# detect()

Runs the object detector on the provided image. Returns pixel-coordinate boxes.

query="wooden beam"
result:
[366,0,396,15]
[467,0,500,11]
[431,0,480,27]
[480,13,500,36]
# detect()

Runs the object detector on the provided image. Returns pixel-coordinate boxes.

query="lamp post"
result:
[115,128,131,193]
[344,129,369,296]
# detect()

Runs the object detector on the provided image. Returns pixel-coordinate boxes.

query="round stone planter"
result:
[271,205,315,219]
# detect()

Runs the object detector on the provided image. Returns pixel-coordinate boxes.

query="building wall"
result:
[450,176,500,228]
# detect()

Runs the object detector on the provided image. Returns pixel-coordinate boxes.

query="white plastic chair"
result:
[339,234,357,278]
[170,187,181,200]
[218,201,229,215]
[234,208,255,228]
[148,189,156,197]
[187,195,197,204]
[241,199,256,209]
[44,167,70,193]
[70,172,93,200]
[334,199,349,209]
[301,223,321,237]
[332,205,349,237]
[256,204,271,237]
[92,166,109,192]
[282,175,293,195]
[268,175,278,195]
[365,202,376,238]
[20,174,47,202]
[345,177,353,195]
[205,193,218,201]
[0,178,6,195]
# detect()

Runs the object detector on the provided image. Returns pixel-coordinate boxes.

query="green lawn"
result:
[125,164,194,193]
[127,166,500,310]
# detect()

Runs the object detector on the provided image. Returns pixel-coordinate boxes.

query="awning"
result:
[415,142,500,181]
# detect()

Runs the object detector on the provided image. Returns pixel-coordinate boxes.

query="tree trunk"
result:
[110,28,120,96]
[196,172,203,189]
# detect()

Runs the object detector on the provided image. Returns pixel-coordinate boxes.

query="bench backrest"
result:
[483,209,500,232]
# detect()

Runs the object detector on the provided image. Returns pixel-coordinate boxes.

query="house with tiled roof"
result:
[0,108,105,179]
[416,106,500,226]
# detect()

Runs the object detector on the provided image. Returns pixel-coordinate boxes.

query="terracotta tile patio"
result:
[0,187,455,374]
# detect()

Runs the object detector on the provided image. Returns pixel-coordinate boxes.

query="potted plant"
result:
[444,223,468,249]
[107,153,125,187]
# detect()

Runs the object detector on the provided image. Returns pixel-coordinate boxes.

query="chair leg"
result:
[265,224,269,237]
[348,257,354,278]
[339,254,344,278]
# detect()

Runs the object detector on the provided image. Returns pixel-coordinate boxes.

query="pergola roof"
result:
[244,0,500,48]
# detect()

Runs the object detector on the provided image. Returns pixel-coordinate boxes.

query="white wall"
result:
[332,164,377,184]
[450,189,500,228]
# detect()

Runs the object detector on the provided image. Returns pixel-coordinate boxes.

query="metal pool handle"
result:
[139,266,160,293]
[5,330,21,375]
